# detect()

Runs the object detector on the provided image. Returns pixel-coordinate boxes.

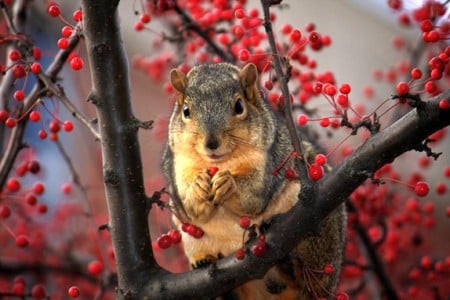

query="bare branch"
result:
[260,0,311,186]
[0,3,81,188]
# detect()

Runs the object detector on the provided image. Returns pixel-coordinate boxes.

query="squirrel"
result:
[162,62,346,299]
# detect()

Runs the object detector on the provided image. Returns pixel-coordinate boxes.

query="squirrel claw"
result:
[211,170,237,205]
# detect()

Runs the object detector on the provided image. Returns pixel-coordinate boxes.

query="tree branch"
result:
[0,3,81,188]
[260,0,311,186]
[138,85,450,298]
[80,0,156,297]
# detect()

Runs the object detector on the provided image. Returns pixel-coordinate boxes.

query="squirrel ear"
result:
[170,69,187,104]
[239,63,258,101]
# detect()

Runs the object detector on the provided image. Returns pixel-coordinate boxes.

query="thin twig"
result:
[172,1,235,63]
[260,0,311,187]
[0,32,82,187]
[38,76,101,140]
[347,201,399,299]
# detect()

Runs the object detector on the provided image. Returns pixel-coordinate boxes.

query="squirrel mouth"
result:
[209,154,221,160]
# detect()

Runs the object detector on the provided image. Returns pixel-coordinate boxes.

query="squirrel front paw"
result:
[210,170,237,205]
[184,171,214,221]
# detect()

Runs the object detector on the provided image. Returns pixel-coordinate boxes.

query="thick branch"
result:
[80,0,155,297]
[140,90,450,299]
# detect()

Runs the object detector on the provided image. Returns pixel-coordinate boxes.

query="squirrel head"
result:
[168,63,270,164]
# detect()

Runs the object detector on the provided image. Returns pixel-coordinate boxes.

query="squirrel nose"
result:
[205,135,220,150]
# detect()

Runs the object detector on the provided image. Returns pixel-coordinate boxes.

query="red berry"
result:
[339,83,351,94]
[68,286,80,298]
[410,68,422,79]
[87,260,103,276]
[235,248,245,260]
[305,22,315,32]
[9,49,21,61]
[61,26,73,37]
[420,19,434,32]
[33,47,42,60]
[315,154,327,166]
[436,182,447,195]
[63,120,74,132]
[31,284,46,299]
[232,25,245,38]
[70,56,84,70]
[49,120,61,133]
[0,205,11,219]
[16,162,28,177]
[296,114,308,126]
[57,38,69,49]
[420,255,433,269]
[134,21,144,31]
[251,240,267,257]
[29,111,41,122]
[25,193,38,206]
[7,177,21,192]
[207,166,219,177]
[239,216,251,229]
[13,90,25,101]
[308,164,324,181]
[323,263,335,275]
[16,235,29,247]
[168,229,182,244]
[289,29,302,42]
[336,292,349,300]
[30,62,42,74]
[234,8,245,19]
[181,223,190,232]
[5,116,18,127]
[425,81,437,94]
[12,64,26,78]
[140,13,151,24]
[337,94,349,108]
[37,203,48,214]
[414,181,429,197]
[323,84,336,96]
[264,80,273,90]
[156,234,172,249]
[72,9,82,22]
[285,168,297,180]
[396,81,409,95]
[388,0,402,10]
[238,49,250,61]
[319,117,330,128]
[33,182,45,195]
[309,31,321,43]
[0,110,9,122]
[191,226,204,238]
[61,183,72,194]
[439,99,450,110]
[38,130,48,139]
[28,160,41,174]
[47,4,60,17]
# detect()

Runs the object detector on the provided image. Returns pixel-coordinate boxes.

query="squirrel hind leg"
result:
[191,252,224,269]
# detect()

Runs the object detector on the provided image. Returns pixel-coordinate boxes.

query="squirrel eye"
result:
[182,103,191,119]
[234,98,245,115]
